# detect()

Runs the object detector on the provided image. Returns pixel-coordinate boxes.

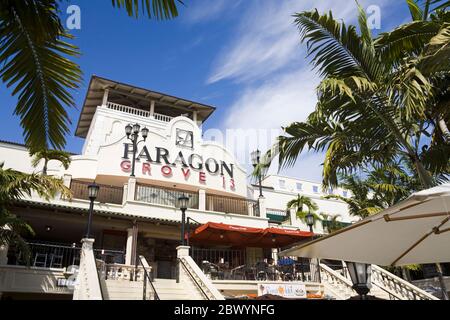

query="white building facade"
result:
[0,76,358,299]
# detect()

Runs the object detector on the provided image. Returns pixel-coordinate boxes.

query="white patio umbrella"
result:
[279,184,450,298]
[280,183,450,265]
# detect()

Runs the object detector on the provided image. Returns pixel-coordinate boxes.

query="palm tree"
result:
[30,149,72,175]
[0,162,72,263]
[0,0,181,151]
[286,194,321,227]
[324,162,422,219]
[319,213,343,233]
[268,1,449,190]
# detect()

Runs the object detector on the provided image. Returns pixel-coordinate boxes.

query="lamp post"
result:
[85,182,100,238]
[251,149,264,198]
[125,123,149,177]
[177,194,190,246]
[346,261,372,300]
[305,211,321,282]
[305,211,315,233]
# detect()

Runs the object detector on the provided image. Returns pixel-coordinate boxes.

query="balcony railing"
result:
[135,184,199,209]
[7,241,125,269]
[106,102,173,123]
[206,194,259,216]
[70,180,123,205]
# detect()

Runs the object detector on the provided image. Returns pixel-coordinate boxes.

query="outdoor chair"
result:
[255,261,269,281]
[230,265,246,280]
[33,253,48,267]
[49,253,64,268]
[202,261,224,280]
[243,266,256,280]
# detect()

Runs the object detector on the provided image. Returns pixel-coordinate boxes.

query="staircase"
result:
[98,251,223,300]
[153,279,195,300]
[102,279,155,300]
[319,263,439,300]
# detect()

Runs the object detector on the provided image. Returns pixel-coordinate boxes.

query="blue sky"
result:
[0,0,412,181]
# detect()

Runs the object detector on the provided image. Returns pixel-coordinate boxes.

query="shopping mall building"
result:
[0,76,436,300]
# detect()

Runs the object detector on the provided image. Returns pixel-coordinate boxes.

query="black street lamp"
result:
[251,149,264,198]
[177,194,190,246]
[125,123,149,177]
[305,211,321,283]
[346,261,372,300]
[305,211,315,233]
[85,182,100,238]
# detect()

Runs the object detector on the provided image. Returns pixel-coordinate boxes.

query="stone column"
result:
[122,183,128,205]
[127,177,137,201]
[258,196,267,219]
[198,189,206,211]
[176,245,191,283]
[102,89,109,106]
[125,228,134,265]
[150,100,155,117]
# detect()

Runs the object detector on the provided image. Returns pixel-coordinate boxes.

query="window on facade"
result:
[296,183,302,191]
[313,186,319,193]
[279,179,286,189]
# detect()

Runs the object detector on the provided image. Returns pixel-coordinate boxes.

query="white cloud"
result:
[207,0,361,84]
[183,0,242,24]
[208,0,392,182]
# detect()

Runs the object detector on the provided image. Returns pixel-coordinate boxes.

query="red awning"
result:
[189,222,264,246]
[189,222,312,248]
[254,227,313,248]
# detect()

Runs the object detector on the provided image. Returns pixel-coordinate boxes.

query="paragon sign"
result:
[120,143,236,189]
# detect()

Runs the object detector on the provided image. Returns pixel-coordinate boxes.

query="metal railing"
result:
[7,242,81,268]
[70,180,123,205]
[206,194,259,216]
[191,248,320,282]
[7,241,124,269]
[138,256,159,300]
[135,184,199,209]
[191,247,246,270]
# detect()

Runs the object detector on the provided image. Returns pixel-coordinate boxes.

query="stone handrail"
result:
[73,239,102,300]
[178,255,225,300]
[177,246,224,300]
[371,265,439,300]
[319,263,354,300]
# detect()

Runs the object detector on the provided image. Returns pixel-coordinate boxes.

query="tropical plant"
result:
[324,161,423,218]
[319,213,345,233]
[264,0,450,190]
[286,194,321,227]
[30,149,72,175]
[0,0,181,151]
[0,162,72,263]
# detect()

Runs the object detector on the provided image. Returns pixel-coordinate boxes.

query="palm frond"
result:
[111,0,182,19]
[0,2,82,150]
[407,0,424,21]
[293,10,381,80]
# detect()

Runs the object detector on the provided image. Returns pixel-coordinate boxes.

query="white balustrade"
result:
[106,102,174,123]
[153,112,173,123]
[371,265,439,300]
